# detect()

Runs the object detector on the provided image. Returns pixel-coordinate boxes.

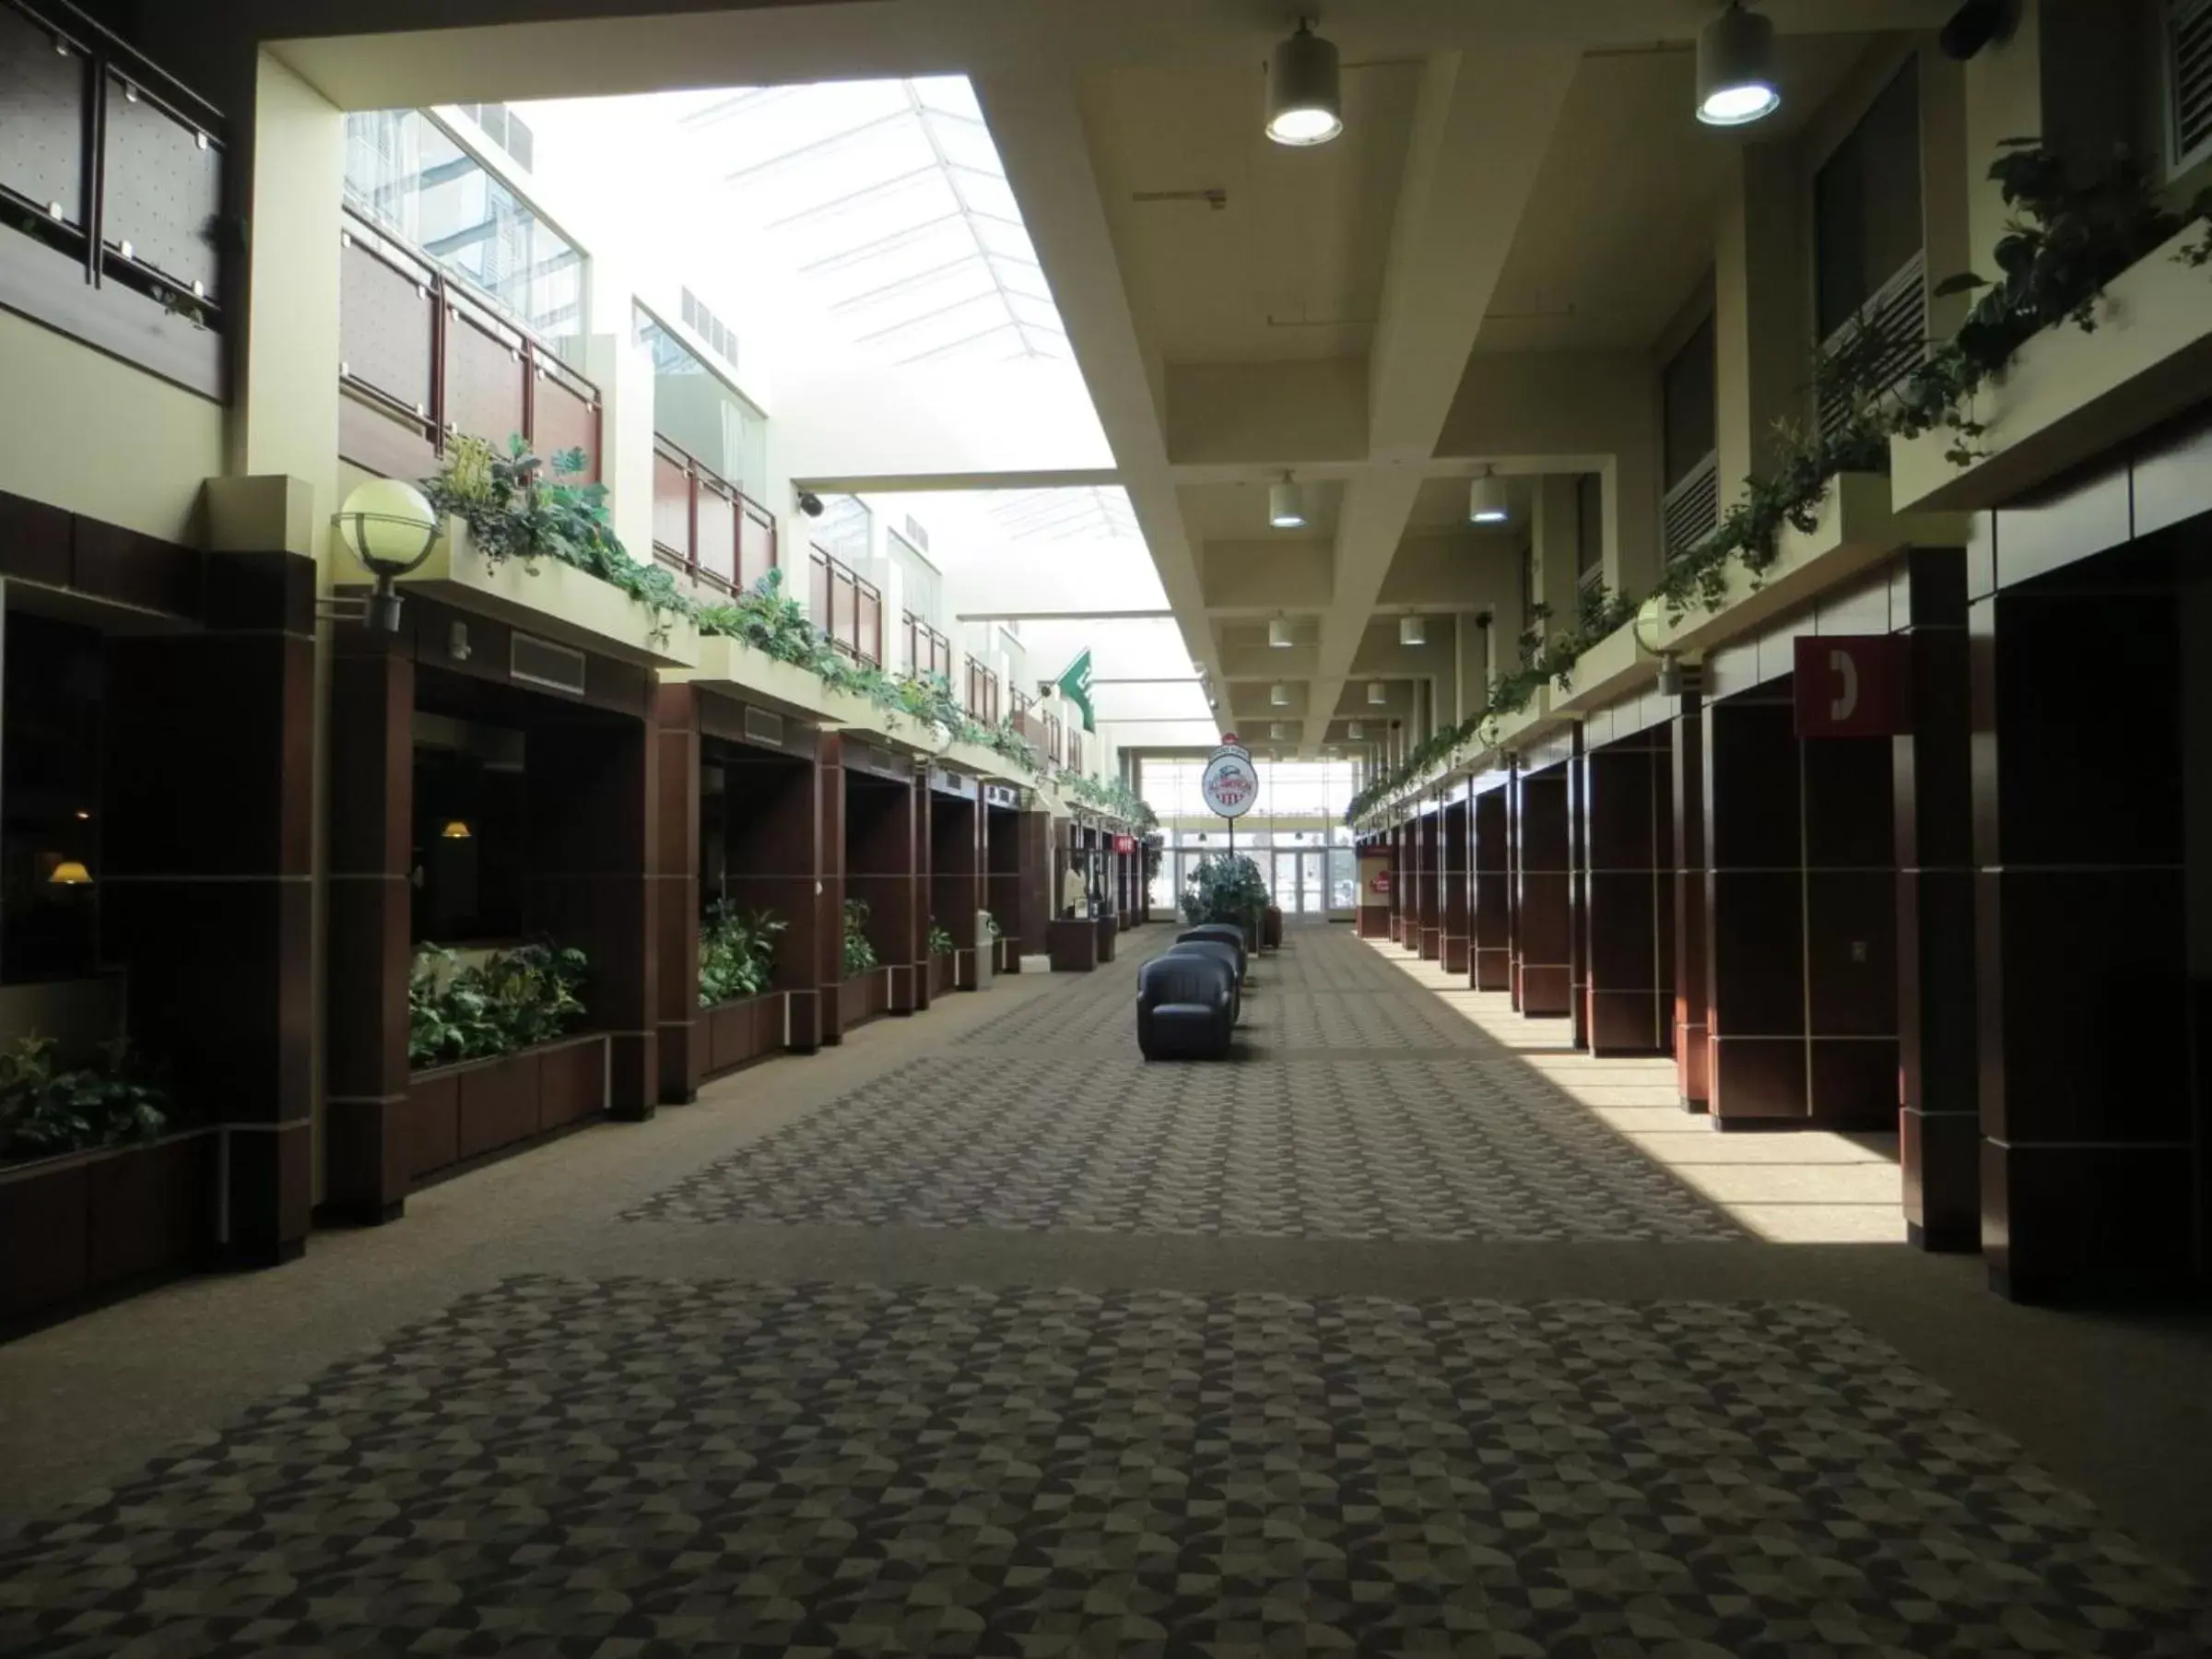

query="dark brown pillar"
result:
[101,554,316,1260]
[323,632,413,1222]
[1440,795,1471,973]
[1580,728,1674,1056]
[1417,807,1441,959]
[930,788,984,989]
[1394,823,1410,945]
[1974,571,2195,1301]
[847,764,924,1015]
[1013,808,1053,957]
[1704,688,1896,1128]
[1472,784,1511,991]
[818,735,850,1043]
[1567,725,1591,1051]
[1895,549,1978,1250]
[1513,763,1571,1017]
[722,726,830,1055]
[1672,673,1710,1109]
[525,703,659,1120]
[653,688,703,1103]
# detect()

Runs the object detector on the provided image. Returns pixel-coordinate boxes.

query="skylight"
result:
[986,486,1138,544]
[677,77,1067,367]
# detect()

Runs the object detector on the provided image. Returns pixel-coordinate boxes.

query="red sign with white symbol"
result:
[1794,636,1908,737]
[1114,834,1135,854]
[1372,871,1391,894]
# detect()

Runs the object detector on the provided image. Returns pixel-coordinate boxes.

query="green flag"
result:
[1054,648,1096,734]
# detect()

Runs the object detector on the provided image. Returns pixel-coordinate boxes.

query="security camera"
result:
[797,490,825,518]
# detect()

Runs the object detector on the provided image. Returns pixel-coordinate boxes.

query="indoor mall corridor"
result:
[3,923,2208,1654]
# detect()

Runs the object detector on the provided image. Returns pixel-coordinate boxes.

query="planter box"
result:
[343,518,700,669]
[1048,917,1099,972]
[839,969,891,1030]
[992,937,1020,975]
[1,1129,218,1326]
[927,953,955,999]
[403,1032,609,1187]
[1095,916,1118,963]
[702,991,784,1078]
[1891,228,2212,513]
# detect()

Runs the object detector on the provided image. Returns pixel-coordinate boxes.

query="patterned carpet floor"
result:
[3,924,2206,1655]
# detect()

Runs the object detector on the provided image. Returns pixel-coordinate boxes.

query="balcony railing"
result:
[0,0,227,398]
[964,657,1001,726]
[650,435,777,594]
[903,612,952,682]
[337,207,603,486]
[808,545,881,665]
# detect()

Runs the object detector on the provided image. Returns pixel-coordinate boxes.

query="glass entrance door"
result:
[1297,851,1324,913]
[1271,851,1326,914]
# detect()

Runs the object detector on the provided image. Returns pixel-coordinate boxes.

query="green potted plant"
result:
[697,903,788,1076]
[840,898,888,1028]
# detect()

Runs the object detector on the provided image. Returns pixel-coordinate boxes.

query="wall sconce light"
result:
[441,820,474,841]
[332,478,442,632]
[48,859,92,886]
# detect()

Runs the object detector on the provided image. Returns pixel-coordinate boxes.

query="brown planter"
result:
[1264,906,1284,949]
[1,1129,218,1327]
[703,992,785,1079]
[1096,917,1118,963]
[1048,917,1098,972]
[839,968,891,1030]
[927,953,954,999]
[404,1033,610,1189]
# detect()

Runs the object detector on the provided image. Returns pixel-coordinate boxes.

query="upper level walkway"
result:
[4,922,2208,1653]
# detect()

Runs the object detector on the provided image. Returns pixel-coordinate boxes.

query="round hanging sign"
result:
[1200,747,1259,818]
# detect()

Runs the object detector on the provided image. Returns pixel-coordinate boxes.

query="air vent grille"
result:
[742,706,785,748]
[1818,252,1927,446]
[2171,0,2212,173]
[510,632,587,696]
[904,514,929,552]
[1663,451,1720,562]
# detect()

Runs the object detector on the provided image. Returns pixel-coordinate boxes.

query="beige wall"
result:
[0,312,225,545]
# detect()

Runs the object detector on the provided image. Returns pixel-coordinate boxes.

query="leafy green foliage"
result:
[1181,853,1268,928]
[699,902,785,1006]
[841,899,879,979]
[927,919,957,958]
[0,1036,169,1165]
[408,943,588,1070]
[1062,771,1159,832]
[1344,140,2212,828]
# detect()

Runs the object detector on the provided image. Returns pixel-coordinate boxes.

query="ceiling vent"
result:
[2169,0,2212,175]
[1817,252,1928,447]
[510,632,586,696]
[742,706,786,748]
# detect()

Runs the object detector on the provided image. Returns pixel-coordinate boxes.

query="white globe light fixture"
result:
[333,478,442,632]
[1697,3,1782,127]
[1266,19,1343,147]
[1268,474,1309,529]
[1469,470,1512,525]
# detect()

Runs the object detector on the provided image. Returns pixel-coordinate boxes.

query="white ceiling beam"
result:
[1302,44,1578,747]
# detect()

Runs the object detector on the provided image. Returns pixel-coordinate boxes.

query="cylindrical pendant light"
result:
[1347,722,1364,740]
[1469,470,1511,525]
[1268,616,1295,648]
[1367,680,1387,706]
[1270,682,1289,706]
[1398,614,1426,646]
[1266,20,1343,147]
[1697,3,1781,127]
[1269,722,1288,739]
[1267,474,1309,528]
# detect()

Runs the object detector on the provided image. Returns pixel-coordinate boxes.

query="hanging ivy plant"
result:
[1344,140,2212,830]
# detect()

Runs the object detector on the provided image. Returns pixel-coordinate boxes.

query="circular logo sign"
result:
[1200,749,1258,818]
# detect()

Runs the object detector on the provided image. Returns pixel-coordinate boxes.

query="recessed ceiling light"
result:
[1266,19,1343,147]
[1268,617,1295,648]
[1268,475,1308,529]
[1697,3,1781,127]
[1398,615,1426,646]
[1469,471,1511,525]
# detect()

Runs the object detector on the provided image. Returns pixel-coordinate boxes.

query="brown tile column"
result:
[1672,673,1710,1109]
[101,553,316,1259]
[1895,551,1979,1250]
[929,787,984,989]
[721,726,830,1056]
[1440,794,1471,974]
[1580,729,1674,1056]
[1803,724,1898,1131]
[1471,785,1512,991]
[1388,825,1406,944]
[1704,690,1805,1121]
[323,630,413,1222]
[525,703,659,1121]
[1567,725,1591,1052]
[652,688,703,1103]
[817,735,850,1044]
[847,764,924,1015]
[1013,806,1053,957]
[1416,807,1441,959]
[1974,573,2194,1301]
[1513,762,1572,1018]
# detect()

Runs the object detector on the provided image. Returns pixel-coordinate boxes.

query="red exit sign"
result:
[1794,636,1909,737]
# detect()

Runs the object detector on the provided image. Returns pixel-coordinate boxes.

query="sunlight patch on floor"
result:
[1368,941,1909,1245]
